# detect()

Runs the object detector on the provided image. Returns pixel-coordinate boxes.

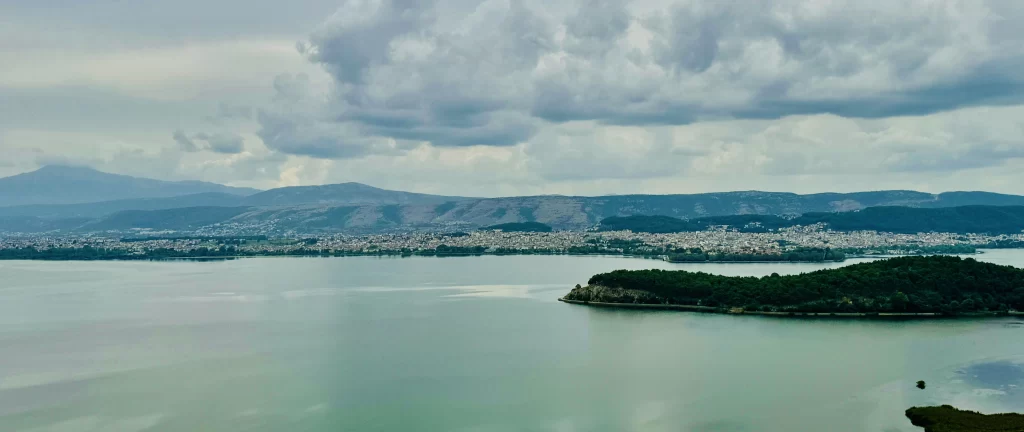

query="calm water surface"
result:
[2,251,1024,431]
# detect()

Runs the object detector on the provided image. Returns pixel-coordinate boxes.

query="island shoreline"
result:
[558,298,1024,319]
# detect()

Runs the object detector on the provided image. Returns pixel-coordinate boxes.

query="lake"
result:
[2,251,1024,431]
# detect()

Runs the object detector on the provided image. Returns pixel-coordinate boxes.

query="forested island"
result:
[906,405,1024,431]
[562,256,1024,315]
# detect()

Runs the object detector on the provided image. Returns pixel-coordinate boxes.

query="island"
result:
[561,256,1024,316]
[905,405,1024,431]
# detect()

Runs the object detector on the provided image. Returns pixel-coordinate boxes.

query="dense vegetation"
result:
[986,239,1024,249]
[797,206,1024,234]
[599,215,690,233]
[905,405,1024,432]
[567,256,1024,313]
[600,206,1024,234]
[483,222,553,232]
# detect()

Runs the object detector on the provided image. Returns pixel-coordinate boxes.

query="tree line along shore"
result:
[905,405,1024,432]
[562,256,1024,315]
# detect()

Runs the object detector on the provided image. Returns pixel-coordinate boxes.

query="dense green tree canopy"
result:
[905,405,1024,432]
[568,256,1024,313]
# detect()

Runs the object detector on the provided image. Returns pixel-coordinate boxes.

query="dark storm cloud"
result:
[256,109,372,159]
[564,0,630,47]
[650,2,730,74]
[364,111,537,147]
[732,63,1024,121]
[304,0,437,84]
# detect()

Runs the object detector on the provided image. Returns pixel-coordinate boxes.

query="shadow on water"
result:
[959,360,1024,408]
[934,357,1024,413]
[962,361,1024,389]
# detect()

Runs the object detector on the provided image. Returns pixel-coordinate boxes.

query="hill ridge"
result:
[0,166,259,207]
[3,167,1024,233]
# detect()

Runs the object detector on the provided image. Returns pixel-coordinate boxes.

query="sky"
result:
[3,0,1024,197]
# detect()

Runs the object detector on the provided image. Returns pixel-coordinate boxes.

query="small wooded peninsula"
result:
[905,405,1024,432]
[561,256,1024,315]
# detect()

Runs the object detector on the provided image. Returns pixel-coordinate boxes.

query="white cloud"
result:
[523,105,1024,182]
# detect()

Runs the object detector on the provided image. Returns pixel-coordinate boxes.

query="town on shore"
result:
[1,224,1020,261]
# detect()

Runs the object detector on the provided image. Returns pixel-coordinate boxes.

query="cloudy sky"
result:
[3,0,1024,196]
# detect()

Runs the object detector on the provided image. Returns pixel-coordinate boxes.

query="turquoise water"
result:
[1,251,1024,431]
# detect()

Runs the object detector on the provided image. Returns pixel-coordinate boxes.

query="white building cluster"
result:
[2,226,1020,257]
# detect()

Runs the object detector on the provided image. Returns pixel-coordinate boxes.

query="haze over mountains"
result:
[4,166,1024,234]
[0,167,471,217]
[0,166,259,206]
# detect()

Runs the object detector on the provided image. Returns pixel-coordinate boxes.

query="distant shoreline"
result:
[0,248,993,263]
[558,298,1024,319]
[0,250,856,263]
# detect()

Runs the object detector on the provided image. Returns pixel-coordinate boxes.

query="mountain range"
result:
[4,166,1024,234]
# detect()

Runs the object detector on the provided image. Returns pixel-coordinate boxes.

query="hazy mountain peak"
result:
[0,166,260,207]
[241,181,469,207]
[18,165,114,178]
[35,164,96,173]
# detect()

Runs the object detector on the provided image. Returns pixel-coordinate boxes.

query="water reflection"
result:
[1,251,1024,432]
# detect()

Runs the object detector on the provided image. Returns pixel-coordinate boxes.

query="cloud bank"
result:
[266,0,1024,156]
[3,0,1024,195]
